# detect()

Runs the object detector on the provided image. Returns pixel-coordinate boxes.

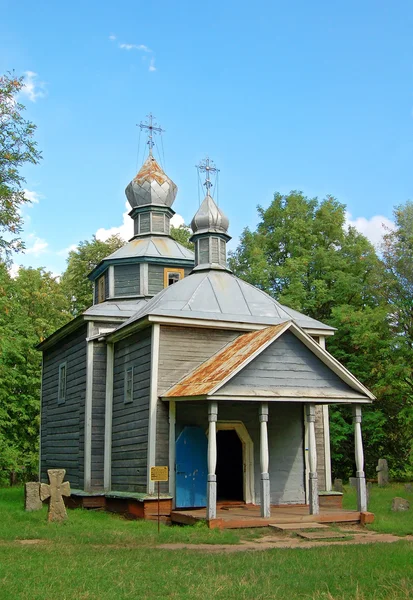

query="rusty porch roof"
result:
[164,322,290,398]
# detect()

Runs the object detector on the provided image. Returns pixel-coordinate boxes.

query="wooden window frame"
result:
[97,275,105,304]
[163,268,184,288]
[124,366,134,404]
[58,362,67,404]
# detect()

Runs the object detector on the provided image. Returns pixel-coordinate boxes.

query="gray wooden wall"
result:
[91,341,106,490]
[114,264,140,297]
[111,327,152,492]
[175,401,306,505]
[315,406,326,490]
[156,325,239,492]
[40,324,87,488]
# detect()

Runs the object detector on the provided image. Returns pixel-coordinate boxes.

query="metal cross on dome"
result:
[197,156,219,193]
[138,113,164,155]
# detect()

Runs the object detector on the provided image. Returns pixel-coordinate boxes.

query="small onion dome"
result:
[125,155,177,209]
[191,194,229,235]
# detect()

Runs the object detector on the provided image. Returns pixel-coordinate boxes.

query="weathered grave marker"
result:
[404,483,413,494]
[391,497,410,512]
[25,482,42,512]
[40,469,71,522]
[333,478,343,493]
[376,458,389,486]
[349,477,357,488]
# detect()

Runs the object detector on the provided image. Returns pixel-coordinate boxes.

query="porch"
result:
[171,503,370,530]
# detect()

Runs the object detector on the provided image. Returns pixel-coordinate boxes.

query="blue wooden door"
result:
[176,426,208,508]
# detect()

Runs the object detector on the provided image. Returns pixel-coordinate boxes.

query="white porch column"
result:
[259,402,271,518]
[353,405,367,512]
[207,401,218,520]
[306,404,319,515]
[168,400,176,507]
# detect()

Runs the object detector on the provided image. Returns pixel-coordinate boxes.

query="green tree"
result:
[0,73,42,260]
[229,191,413,479]
[0,264,70,484]
[170,224,193,250]
[60,234,124,315]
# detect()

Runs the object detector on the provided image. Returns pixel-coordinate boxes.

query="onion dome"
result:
[125,155,177,209]
[190,194,229,235]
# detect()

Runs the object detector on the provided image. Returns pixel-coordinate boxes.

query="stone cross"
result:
[376,458,389,487]
[40,469,71,522]
[25,482,42,511]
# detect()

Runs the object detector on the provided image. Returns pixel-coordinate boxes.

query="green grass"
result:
[0,486,412,599]
[342,483,413,536]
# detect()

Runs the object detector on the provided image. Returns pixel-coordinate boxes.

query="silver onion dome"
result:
[125,155,178,209]
[190,194,229,235]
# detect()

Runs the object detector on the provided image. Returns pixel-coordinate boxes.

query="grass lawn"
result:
[0,486,412,600]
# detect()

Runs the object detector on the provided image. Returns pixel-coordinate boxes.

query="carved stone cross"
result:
[40,469,71,522]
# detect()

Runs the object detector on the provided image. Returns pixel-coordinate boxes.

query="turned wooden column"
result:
[259,402,271,518]
[353,405,367,512]
[306,404,319,515]
[207,401,218,520]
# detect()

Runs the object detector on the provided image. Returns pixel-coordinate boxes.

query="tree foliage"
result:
[230,191,413,479]
[60,235,124,316]
[0,264,70,484]
[170,224,193,250]
[0,73,42,261]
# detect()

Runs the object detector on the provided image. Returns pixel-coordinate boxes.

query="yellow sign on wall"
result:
[150,466,169,482]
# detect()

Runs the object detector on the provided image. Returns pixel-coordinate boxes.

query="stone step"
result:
[296,530,350,540]
[268,522,329,531]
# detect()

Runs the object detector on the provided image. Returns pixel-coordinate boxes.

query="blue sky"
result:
[1,0,412,275]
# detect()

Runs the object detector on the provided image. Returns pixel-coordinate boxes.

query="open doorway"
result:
[216,429,244,502]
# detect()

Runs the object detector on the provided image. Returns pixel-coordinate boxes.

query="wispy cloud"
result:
[345,212,395,248]
[57,243,77,257]
[119,43,151,52]
[23,189,42,204]
[24,234,48,256]
[20,71,46,102]
[112,37,157,71]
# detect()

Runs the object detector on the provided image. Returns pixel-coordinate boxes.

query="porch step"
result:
[269,522,329,531]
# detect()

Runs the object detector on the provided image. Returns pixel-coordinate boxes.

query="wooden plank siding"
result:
[148,265,164,296]
[114,264,140,297]
[221,331,353,395]
[91,342,106,489]
[111,328,152,492]
[156,326,240,493]
[41,324,87,488]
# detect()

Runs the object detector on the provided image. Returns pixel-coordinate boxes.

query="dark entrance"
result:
[216,429,244,502]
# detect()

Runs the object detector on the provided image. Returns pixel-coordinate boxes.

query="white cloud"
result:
[23,189,42,204]
[345,212,395,247]
[57,243,78,257]
[24,234,48,256]
[95,202,186,242]
[8,263,21,279]
[20,71,46,102]
[109,34,117,41]
[149,57,156,72]
[119,43,151,52]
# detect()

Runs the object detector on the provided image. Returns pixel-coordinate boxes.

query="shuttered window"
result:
[97,276,105,303]
[198,238,209,264]
[152,213,165,233]
[124,367,134,404]
[58,362,67,404]
[211,237,219,263]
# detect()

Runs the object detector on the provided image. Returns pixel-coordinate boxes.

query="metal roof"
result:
[191,194,229,235]
[114,269,335,332]
[125,155,177,209]
[165,324,288,397]
[105,236,194,262]
[83,299,149,319]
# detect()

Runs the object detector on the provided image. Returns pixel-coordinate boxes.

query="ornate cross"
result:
[197,157,219,193]
[40,469,71,522]
[138,113,164,156]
